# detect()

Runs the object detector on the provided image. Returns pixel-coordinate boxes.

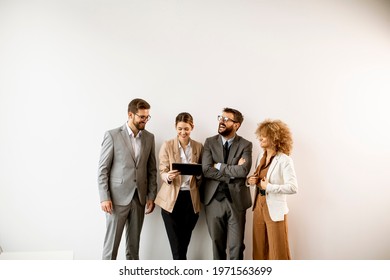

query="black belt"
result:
[258,187,266,196]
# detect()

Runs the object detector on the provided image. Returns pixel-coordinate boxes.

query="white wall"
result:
[1,0,389,260]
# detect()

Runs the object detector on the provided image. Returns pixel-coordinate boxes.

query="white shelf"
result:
[0,250,74,260]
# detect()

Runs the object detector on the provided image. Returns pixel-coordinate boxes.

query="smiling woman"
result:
[154,112,203,260]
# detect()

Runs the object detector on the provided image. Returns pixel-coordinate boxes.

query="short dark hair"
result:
[223,107,244,124]
[128,98,151,113]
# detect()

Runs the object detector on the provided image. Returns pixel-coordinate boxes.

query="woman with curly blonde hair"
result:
[247,119,298,259]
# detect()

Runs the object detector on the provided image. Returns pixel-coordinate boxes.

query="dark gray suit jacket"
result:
[201,134,252,211]
[98,124,157,206]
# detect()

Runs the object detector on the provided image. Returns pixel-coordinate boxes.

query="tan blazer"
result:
[155,137,203,213]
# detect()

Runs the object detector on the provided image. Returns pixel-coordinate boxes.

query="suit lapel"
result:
[173,137,181,163]
[217,135,225,163]
[227,137,239,163]
[190,139,199,162]
[120,125,136,163]
[267,153,280,178]
[138,131,147,165]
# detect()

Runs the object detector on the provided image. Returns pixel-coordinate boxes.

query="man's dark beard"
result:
[218,125,233,137]
[134,120,146,131]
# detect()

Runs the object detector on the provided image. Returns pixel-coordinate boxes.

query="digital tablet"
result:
[171,163,202,176]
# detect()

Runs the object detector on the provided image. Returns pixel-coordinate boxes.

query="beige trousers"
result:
[252,195,291,260]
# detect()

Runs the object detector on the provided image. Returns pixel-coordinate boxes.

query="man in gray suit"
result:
[201,107,252,260]
[98,98,157,260]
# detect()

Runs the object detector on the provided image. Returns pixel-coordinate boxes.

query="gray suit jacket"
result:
[98,124,157,206]
[201,134,252,211]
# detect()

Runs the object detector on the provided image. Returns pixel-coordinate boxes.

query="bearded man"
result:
[201,107,252,260]
[98,98,157,260]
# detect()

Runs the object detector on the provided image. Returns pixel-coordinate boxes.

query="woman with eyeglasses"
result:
[154,112,203,260]
[247,119,298,260]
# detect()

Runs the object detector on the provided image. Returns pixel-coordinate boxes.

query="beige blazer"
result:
[155,137,203,213]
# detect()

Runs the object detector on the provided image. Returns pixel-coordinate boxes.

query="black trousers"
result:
[161,190,199,260]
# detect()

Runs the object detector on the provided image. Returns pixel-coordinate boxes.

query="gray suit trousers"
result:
[205,197,247,260]
[102,192,145,260]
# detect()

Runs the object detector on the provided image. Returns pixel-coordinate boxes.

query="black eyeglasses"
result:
[217,115,237,123]
[135,113,151,121]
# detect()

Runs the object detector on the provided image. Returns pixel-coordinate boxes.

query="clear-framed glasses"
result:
[217,115,237,123]
[135,113,151,121]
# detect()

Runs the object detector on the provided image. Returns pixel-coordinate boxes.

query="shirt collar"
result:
[178,139,191,150]
[221,135,235,146]
[126,122,142,138]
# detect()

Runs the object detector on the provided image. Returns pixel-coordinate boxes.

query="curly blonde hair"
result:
[255,119,293,155]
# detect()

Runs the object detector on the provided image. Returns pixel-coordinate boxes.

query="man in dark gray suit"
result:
[201,108,252,260]
[98,98,157,260]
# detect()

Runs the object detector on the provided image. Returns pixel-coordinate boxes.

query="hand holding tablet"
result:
[171,163,202,176]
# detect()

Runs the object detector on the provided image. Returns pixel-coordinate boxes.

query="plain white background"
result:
[1,0,389,260]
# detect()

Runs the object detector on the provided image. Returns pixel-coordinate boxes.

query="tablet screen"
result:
[171,163,202,176]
